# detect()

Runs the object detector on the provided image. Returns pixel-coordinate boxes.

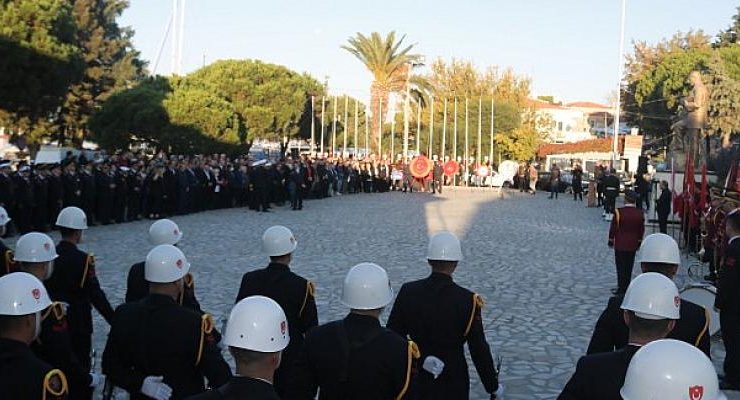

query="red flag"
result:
[699,163,708,212]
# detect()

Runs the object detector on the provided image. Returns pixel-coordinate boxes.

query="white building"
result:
[528,100,618,144]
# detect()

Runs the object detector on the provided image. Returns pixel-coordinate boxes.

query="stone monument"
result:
[669,70,710,170]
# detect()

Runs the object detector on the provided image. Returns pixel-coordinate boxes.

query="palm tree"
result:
[342,31,428,154]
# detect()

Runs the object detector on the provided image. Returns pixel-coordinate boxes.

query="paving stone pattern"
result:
[12,188,738,399]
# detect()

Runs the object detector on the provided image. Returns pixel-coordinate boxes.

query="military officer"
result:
[294,262,419,400]
[603,168,620,219]
[46,207,115,375]
[102,245,230,399]
[0,206,14,277]
[387,231,500,399]
[235,225,317,397]
[0,272,69,399]
[608,190,644,295]
[588,233,711,356]
[186,296,287,400]
[620,339,725,400]
[717,210,740,390]
[14,232,101,399]
[126,219,202,311]
[558,272,680,400]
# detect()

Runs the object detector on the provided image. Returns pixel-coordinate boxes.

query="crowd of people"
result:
[0,151,462,237]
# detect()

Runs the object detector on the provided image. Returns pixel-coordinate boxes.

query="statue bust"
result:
[682,71,709,131]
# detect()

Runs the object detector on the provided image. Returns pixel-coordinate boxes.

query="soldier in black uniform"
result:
[126,219,202,311]
[558,272,680,400]
[14,232,101,399]
[718,211,740,390]
[432,158,444,194]
[48,164,65,228]
[251,161,271,212]
[46,207,115,376]
[0,161,16,216]
[236,225,317,397]
[127,163,144,221]
[103,244,230,399]
[387,231,500,399]
[79,162,97,225]
[113,165,128,223]
[587,233,711,356]
[186,296,287,400]
[0,272,69,400]
[294,262,418,400]
[62,161,83,208]
[0,206,14,277]
[13,165,35,234]
[603,168,620,219]
[95,162,115,224]
[33,165,50,231]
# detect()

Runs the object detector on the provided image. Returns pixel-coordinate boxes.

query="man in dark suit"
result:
[432,159,444,194]
[559,272,679,400]
[588,233,710,357]
[176,162,191,215]
[608,190,644,294]
[603,168,620,219]
[288,162,306,211]
[656,180,671,234]
[79,162,97,226]
[387,232,499,399]
[718,211,740,390]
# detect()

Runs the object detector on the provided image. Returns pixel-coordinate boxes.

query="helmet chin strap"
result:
[32,311,42,341]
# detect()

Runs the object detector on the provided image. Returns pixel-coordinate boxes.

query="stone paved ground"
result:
[12,187,739,399]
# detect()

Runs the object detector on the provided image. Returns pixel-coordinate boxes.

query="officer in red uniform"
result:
[608,190,644,295]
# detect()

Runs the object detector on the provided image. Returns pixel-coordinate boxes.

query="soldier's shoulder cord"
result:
[43,368,69,400]
[464,293,485,337]
[396,340,420,400]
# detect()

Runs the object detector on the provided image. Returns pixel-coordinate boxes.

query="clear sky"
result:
[120,0,737,104]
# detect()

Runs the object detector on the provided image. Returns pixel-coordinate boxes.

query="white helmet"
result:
[145,244,191,283]
[14,232,58,263]
[340,263,394,310]
[427,231,463,262]
[639,233,680,265]
[55,206,88,230]
[262,226,297,257]
[621,339,726,400]
[149,219,183,246]
[621,272,680,320]
[0,272,52,315]
[0,206,11,226]
[224,296,289,352]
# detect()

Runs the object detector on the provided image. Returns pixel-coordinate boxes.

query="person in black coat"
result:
[13,166,35,234]
[48,164,64,227]
[145,167,166,219]
[112,166,128,223]
[433,160,444,194]
[235,226,317,398]
[126,164,144,221]
[387,232,499,399]
[46,219,115,376]
[656,180,671,234]
[163,162,178,216]
[62,163,83,208]
[717,212,740,390]
[94,163,115,225]
[32,166,50,232]
[288,162,307,211]
[176,162,191,215]
[558,272,679,400]
[79,163,97,226]
[587,234,710,357]
[571,163,583,201]
[0,161,16,213]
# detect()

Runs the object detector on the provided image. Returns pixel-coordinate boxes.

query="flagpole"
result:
[465,97,469,187]
[416,102,421,155]
[612,0,626,167]
[310,96,315,157]
[354,100,359,158]
[429,96,434,158]
[453,98,458,186]
[490,96,495,189]
[365,106,369,158]
[331,96,337,157]
[378,98,383,157]
[442,98,447,161]
[343,95,349,157]
[390,112,396,162]
[320,96,325,156]
[477,96,482,181]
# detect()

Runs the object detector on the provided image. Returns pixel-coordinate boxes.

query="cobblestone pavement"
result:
[12,188,738,399]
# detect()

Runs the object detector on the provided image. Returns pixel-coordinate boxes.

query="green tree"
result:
[716,7,740,48]
[342,31,427,151]
[61,0,145,146]
[0,0,83,144]
[707,46,740,146]
[181,60,323,152]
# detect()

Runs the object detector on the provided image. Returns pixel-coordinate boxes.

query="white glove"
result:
[141,376,172,400]
[89,372,104,388]
[422,355,445,379]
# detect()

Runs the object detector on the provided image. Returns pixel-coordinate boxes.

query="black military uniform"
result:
[33,168,50,231]
[433,162,443,194]
[62,169,83,208]
[0,239,14,277]
[126,262,202,311]
[387,272,499,399]
[95,166,115,224]
[46,241,115,373]
[48,167,64,226]
[235,262,318,397]
[294,313,418,400]
[586,294,710,356]
[185,376,280,400]
[80,166,97,225]
[603,172,620,215]
[0,337,69,399]
[718,236,740,386]
[13,170,34,233]
[557,345,640,400]
[102,294,231,399]
[31,301,94,400]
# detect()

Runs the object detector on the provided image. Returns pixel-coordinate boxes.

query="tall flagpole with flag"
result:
[320,96,325,156]
[310,96,315,156]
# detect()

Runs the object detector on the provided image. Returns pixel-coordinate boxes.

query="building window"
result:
[558,122,563,131]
